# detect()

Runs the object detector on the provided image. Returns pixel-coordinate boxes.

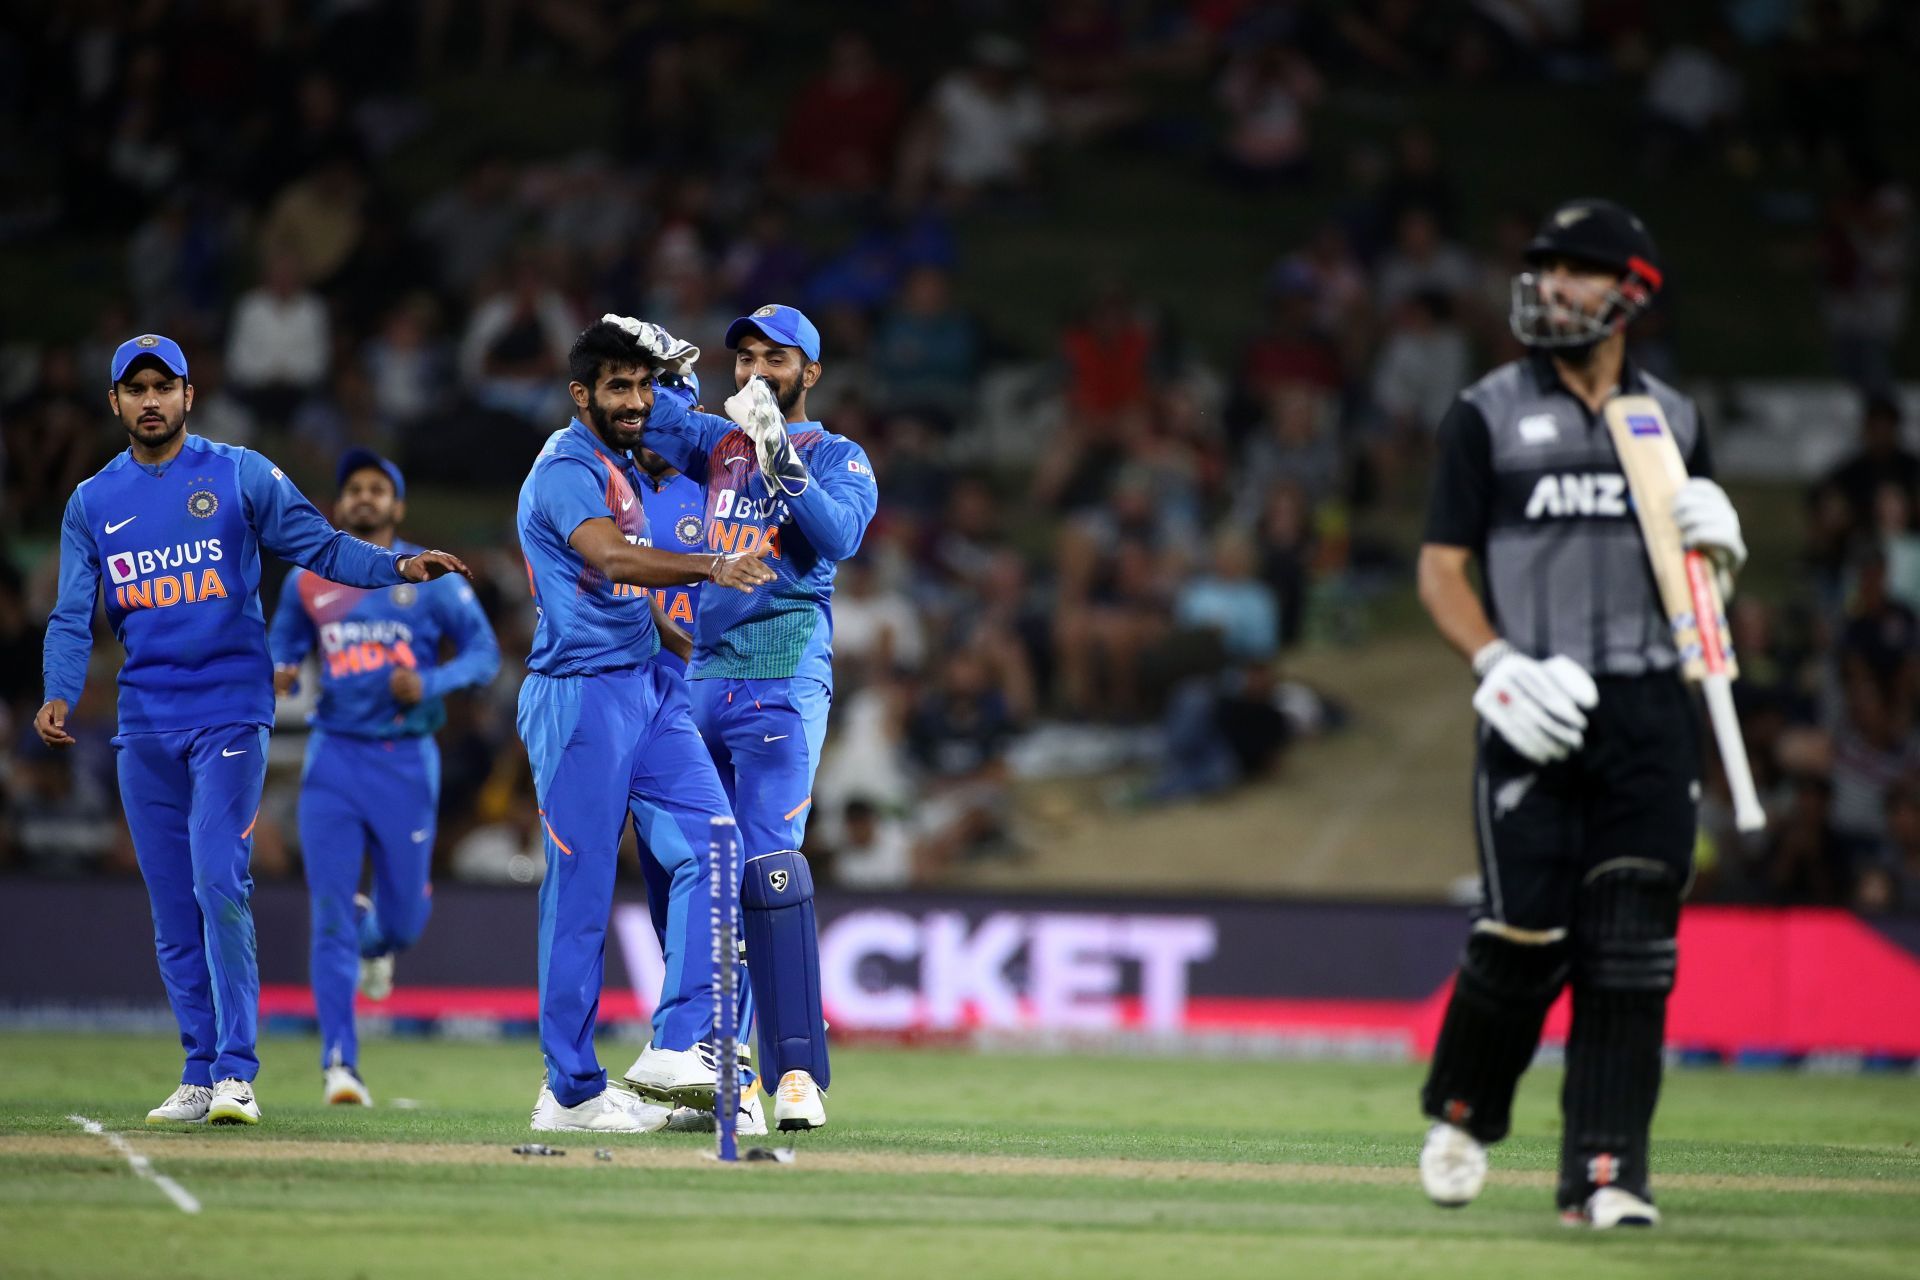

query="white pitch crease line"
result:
[67,1114,202,1214]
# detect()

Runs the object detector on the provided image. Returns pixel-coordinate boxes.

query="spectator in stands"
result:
[1176,529,1281,664]
[413,152,523,297]
[1214,41,1322,188]
[1825,394,1916,537]
[7,725,118,875]
[1856,773,1920,913]
[2,347,100,533]
[871,266,980,424]
[1369,289,1471,442]
[1035,0,1139,145]
[1255,479,1315,650]
[362,294,450,432]
[907,647,1021,859]
[259,150,369,289]
[1379,125,1459,233]
[779,32,909,201]
[226,245,332,420]
[1820,177,1911,393]
[1828,662,1920,875]
[906,35,1048,201]
[1150,662,1291,802]
[718,207,813,314]
[1373,206,1479,313]
[458,248,575,423]
[834,559,928,680]
[827,797,921,890]
[1236,381,1343,514]
[178,350,258,449]
[1641,23,1745,169]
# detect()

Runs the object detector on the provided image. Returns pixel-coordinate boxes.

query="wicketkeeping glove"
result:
[724,375,810,497]
[599,313,701,376]
[1471,641,1599,765]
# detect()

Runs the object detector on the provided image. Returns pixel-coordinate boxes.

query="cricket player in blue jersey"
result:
[35,334,469,1127]
[268,449,500,1107]
[516,318,776,1133]
[624,304,878,1131]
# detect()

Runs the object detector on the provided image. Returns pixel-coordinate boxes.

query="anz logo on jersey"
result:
[1523,473,1629,520]
[319,618,418,679]
[709,488,787,558]
[107,538,229,612]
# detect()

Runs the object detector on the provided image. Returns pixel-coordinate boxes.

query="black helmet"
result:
[1511,198,1662,350]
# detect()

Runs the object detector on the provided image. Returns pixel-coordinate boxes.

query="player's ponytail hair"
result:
[568,319,660,389]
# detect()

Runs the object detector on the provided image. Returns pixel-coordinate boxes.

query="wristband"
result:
[1471,639,1514,680]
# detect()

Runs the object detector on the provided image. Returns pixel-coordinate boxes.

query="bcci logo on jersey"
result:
[675,515,703,545]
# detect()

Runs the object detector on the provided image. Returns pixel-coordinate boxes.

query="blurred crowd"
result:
[1,1,1917,904]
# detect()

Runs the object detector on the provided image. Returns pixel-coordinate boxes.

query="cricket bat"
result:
[1603,394,1766,833]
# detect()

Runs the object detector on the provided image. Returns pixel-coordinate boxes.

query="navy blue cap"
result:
[725,304,821,362]
[110,334,189,383]
[336,448,406,500]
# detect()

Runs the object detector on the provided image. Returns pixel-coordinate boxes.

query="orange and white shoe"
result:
[773,1070,826,1132]
[323,1064,372,1107]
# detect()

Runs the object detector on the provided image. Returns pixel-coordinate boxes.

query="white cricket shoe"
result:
[323,1065,372,1107]
[1420,1122,1487,1207]
[354,894,394,1000]
[207,1078,261,1125]
[623,1043,719,1109]
[146,1083,213,1125]
[666,1090,768,1136]
[1570,1187,1661,1229]
[773,1070,826,1132]
[530,1082,670,1133]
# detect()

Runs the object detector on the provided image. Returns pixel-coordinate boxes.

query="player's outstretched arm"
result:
[568,516,776,594]
[419,580,502,699]
[39,493,102,746]
[240,451,470,587]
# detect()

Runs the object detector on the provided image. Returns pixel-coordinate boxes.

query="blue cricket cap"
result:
[110,334,189,384]
[336,448,406,500]
[725,304,821,362]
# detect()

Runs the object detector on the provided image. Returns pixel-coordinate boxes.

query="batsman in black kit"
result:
[1413,200,1749,1228]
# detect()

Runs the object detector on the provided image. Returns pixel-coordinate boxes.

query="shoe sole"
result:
[145,1115,207,1126]
[207,1111,259,1125]
[623,1078,718,1111]
[327,1093,371,1107]
[776,1116,825,1132]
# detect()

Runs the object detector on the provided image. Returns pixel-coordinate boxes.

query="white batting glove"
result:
[723,376,810,497]
[599,314,701,376]
[1471,641,1600,765]
[1672,478,1746,591]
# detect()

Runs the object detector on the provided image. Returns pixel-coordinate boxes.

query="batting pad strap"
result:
[743,849,815,909]
[742,851,829,1089]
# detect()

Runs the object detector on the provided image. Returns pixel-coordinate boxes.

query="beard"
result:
[742,368,805,414]
[125,410,185,452]
[587,389,646,451]
[341,508,392,537]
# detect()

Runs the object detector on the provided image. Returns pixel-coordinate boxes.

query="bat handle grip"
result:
[1702,674,1766,833]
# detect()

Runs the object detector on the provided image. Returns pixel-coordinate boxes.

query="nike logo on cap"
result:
[221,748,247,758]
[105,517,138,534]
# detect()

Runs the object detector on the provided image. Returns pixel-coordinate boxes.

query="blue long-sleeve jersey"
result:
[639,468,705,675]
[643,386,877,684]
[517,419,664,677]
[268,539,500,739]
[43,435,411,735]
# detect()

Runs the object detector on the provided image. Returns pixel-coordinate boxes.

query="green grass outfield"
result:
[1,1033,1916,1279]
